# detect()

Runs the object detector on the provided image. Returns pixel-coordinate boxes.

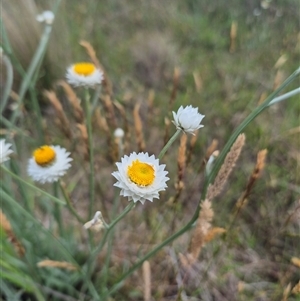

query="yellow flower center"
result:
[33,146,56,166]
[127,160,155,186]
[73,62,96,76]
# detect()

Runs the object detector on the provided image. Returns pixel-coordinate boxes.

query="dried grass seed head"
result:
[207,133,245,201]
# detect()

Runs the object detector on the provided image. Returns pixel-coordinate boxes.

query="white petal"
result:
[27,145,72,183]
[112,152,169,204]
[172,105,205,134]
[0,139,13,163]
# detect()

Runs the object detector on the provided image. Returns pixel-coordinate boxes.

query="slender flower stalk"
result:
[10,22,54,125]
[83,88,96,218]
[0,49,13,115]
[85,202,135,281]
[59,182,85,223]
[53,182,64,236]
[158,129,181,159]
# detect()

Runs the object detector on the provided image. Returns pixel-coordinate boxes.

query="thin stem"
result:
[85,202,135,279]
[1,165,65,205]
[91,84,102,113]
[0,52,14,115]
[59,182,85,223]
[83,88,95,219]
[158,129,181,160]
[10,24,53,125]
[53,182,64,236]
[106,202,135,230]
[268,87,300,106]
[104,219,194,298]
[101,193,121,290]
[0,116,36,142]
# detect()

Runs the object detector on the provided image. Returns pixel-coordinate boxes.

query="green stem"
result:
[106,202,135,230]
[84,88,95,219]
[101,193,121,290]
[0,52,14,115]
[10,24,53,125]
[85,202,135,280]
[1,165,65,205]
[53,182,64,236]
[104,219,194,298]
[158,129,181,160]
[268,87,300,106]
[91,84,102,113]
[59,182,85,223]
[0,116,36,143]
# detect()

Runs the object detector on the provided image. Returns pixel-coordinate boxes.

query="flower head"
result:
[36,11,55,25]
[114,128,124,139]
[172,105,205,134]
[84,211,106,232]
[0,139,13,163]
[112,152,169,204]
[27,145,72,183]
[66,62,103,87]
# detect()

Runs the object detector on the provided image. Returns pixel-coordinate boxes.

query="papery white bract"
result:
[112,152,169,204]
[36,11,55,25]
[27,145,72,184]
[66,62,103,87]
[114,128,124,138]
[0,139,13,163]
[172,105,205,134]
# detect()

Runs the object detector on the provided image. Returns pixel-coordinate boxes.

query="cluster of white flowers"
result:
[2,61,205,204]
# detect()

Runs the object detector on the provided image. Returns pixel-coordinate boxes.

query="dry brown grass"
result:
[43,90,72,139]
[206,133,246,201]
[133,102,146,152]
[0,209,25,257]
[189,199,214,262]
[37,260,78,271]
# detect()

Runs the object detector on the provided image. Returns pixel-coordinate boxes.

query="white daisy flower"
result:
[172,105,205,134]
[27,145,72,184]
[0,139,13,163]
[112,152,169,204]
[36,11,55,25]
[66,62,104,87]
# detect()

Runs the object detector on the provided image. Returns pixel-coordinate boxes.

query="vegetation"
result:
[1,0,299,300]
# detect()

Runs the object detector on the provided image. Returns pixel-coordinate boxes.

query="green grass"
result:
[1,0,300,300]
